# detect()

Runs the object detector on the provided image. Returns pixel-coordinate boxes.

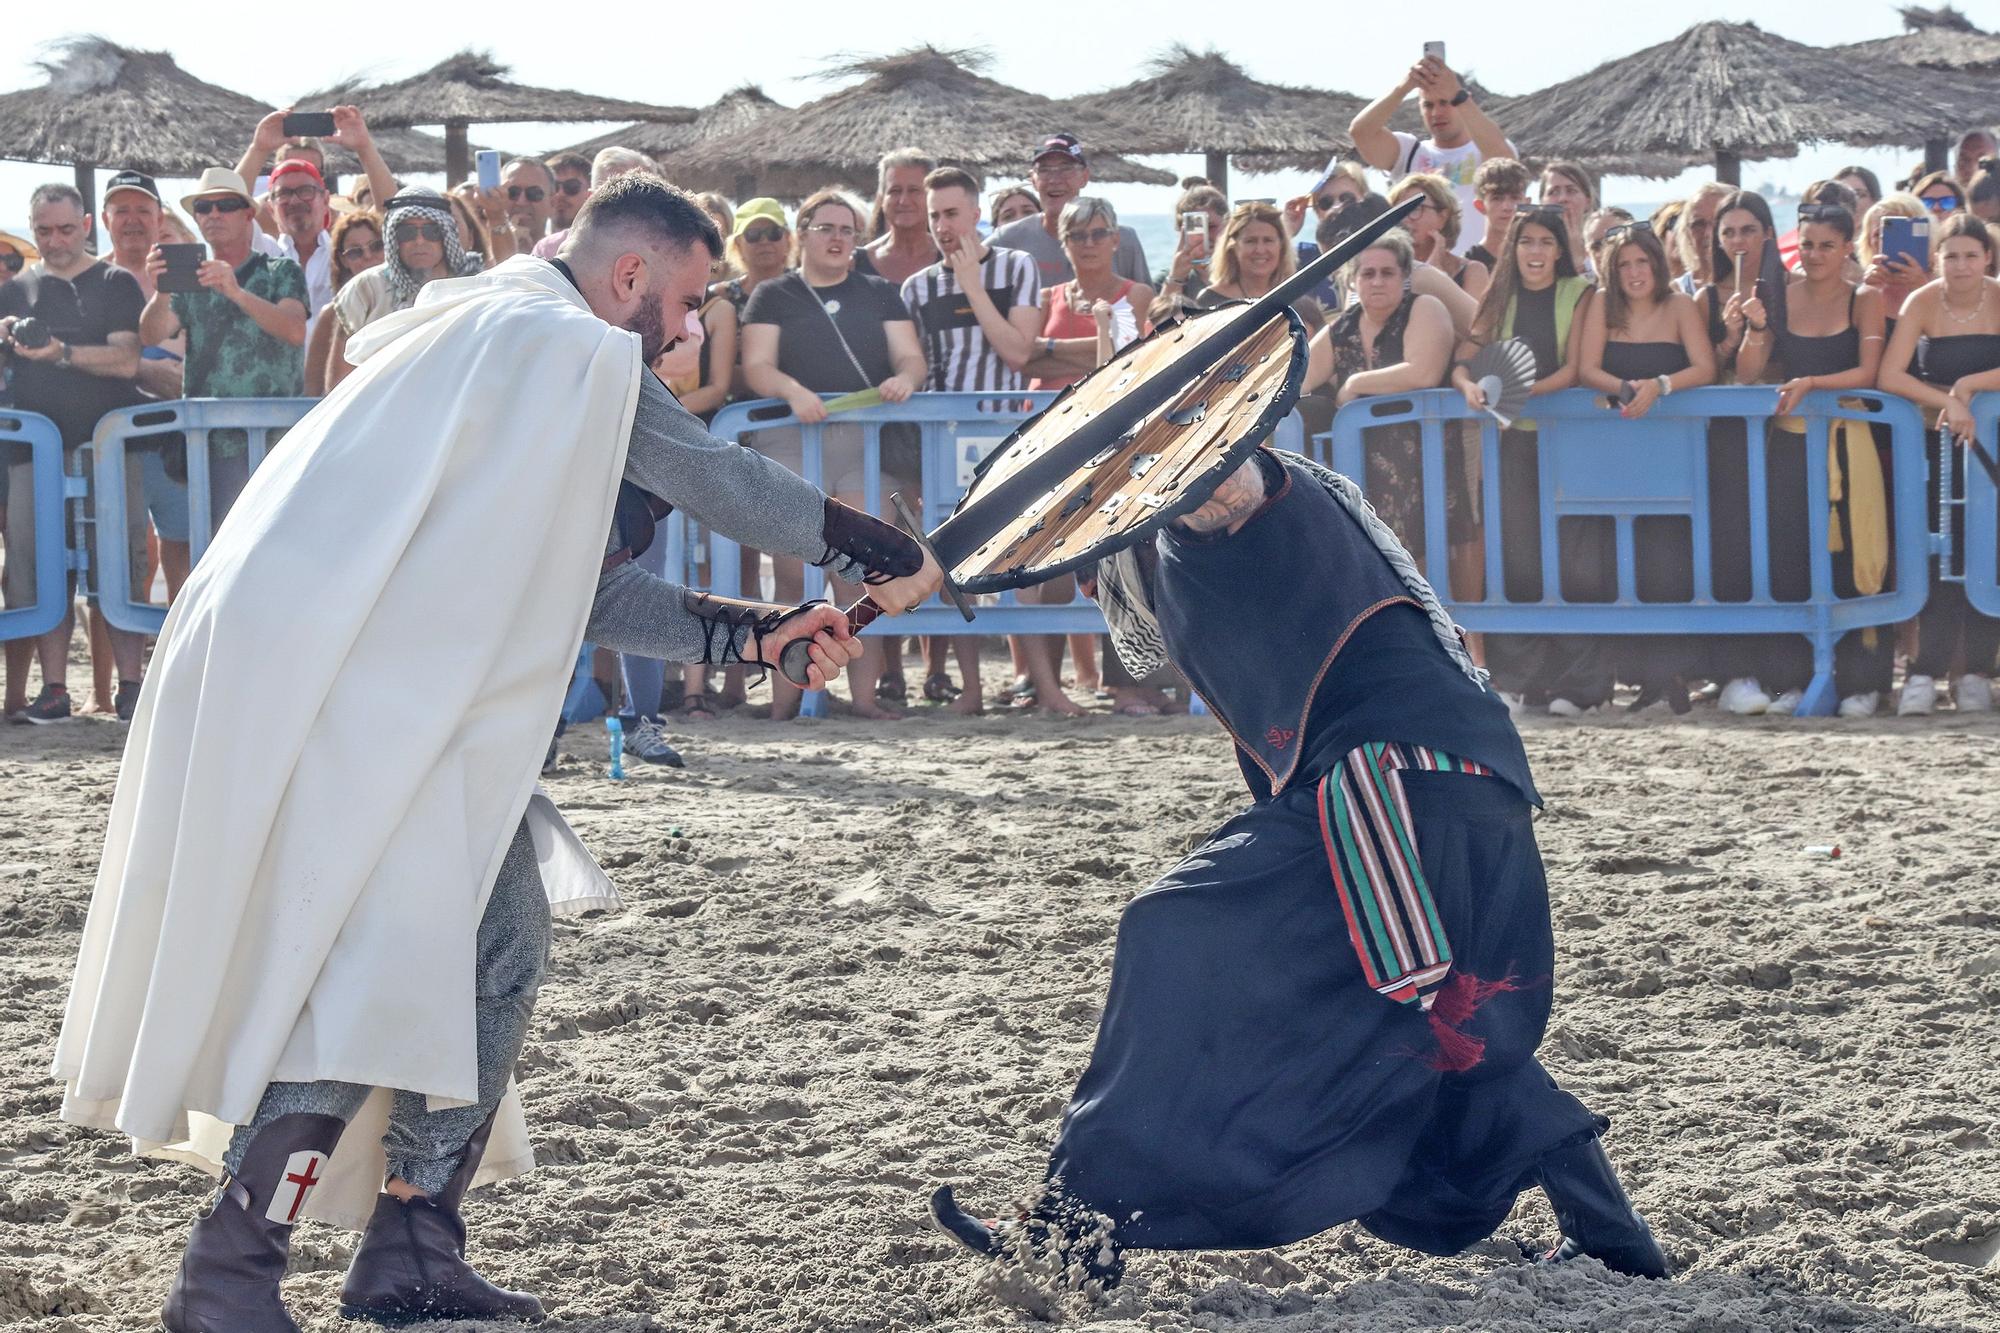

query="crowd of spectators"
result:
[4,55,2000,736]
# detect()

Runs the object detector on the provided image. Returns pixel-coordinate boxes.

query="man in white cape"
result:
[51,175,941,1330]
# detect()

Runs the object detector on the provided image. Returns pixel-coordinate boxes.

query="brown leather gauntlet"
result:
[819,497,924,585]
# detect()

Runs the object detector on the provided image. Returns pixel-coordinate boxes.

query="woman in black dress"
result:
[1879,213,2000,714]
[1735,203,1891,716]
[1578,222,1718,711]
[1304,229,1456,568]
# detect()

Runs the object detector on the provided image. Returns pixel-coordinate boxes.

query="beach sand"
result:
[0,704,1995,1332]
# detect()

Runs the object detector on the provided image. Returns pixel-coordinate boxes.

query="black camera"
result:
[7,316,50,350]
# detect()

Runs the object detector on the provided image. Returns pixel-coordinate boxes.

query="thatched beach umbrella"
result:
[660,47,1173,201]
[561,85,784,168]
[1839,5,2000,170]
[1497,20,1990,186]
[0,37,272,212]
[322,51,696,186]
[1066,46,1363,194]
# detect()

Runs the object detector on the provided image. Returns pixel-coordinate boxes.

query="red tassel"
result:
[1424,971,1520,1072]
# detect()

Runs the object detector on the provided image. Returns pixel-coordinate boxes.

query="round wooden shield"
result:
[951,304,1307,593]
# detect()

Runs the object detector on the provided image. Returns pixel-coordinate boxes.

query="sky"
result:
[0,0,1988,233]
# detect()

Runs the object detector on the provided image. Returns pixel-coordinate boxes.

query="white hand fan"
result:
[1465,338,1539,428]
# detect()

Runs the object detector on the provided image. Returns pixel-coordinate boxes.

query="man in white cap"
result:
[138,168,307,524]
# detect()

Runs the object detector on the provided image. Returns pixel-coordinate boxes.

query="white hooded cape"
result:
[52,255,637,1227]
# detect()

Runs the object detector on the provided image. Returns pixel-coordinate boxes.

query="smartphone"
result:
[476,149,502,192]
[157,243,206,294]
[282,111,337,138]
[1423,41,1447,64]
[1617,380,1638,407]
[1182,211,1210,263]
[1881,216,1930,272]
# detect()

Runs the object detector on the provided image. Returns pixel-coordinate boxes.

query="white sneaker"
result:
[1547,697,1585,717]
[1766,689,1804,716]
[1956,674,1994,712]
[1898,674,1937,716]
[1719,677,1771,715]
[1838,691,1879,719]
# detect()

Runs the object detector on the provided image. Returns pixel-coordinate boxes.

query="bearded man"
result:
[932,446,1669,1289]
[55,174,940,1330]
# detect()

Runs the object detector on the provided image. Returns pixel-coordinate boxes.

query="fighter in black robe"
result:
[931,448,1671,1287]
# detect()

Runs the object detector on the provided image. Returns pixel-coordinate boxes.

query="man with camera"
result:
[236,106,398,321]
[138,169,308,529]
[1,183,150,723]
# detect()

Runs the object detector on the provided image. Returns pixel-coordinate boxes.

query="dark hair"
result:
[1797,202,1857,243]
[1707,189,1776,289]
[503,157,556,187]
[1910,170,1961,205]
[1834,165,1883,203]
[544,151,591,176]
[1470,207,1579,343]
[1802,179,1860,217]
[1539,160,1597,210]
[330,208,383,288]
[1971,158,2000,211]
[1316,193,1390,253]
[1597,225,1673,333]
[28,181,86,215]
[570,172,723,259]
[1472,157,1532,198]
[1938,210,1997,260]
[923,165,982,200]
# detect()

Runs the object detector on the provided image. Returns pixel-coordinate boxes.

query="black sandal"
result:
[922,673,961,702]
[679,692,719,720]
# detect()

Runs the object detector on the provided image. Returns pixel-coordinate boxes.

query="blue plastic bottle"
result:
[604,717,626,780]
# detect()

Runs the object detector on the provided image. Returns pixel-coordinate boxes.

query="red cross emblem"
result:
[267,1150,325,1225]
[1265,726,1296,749]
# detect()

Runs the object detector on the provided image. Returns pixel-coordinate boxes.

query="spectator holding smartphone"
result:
[236,106,397,321]
[1,183,148,724]
[1861,194,1930,328]
[1158,182,1228,306]
[140,169,307,527]
[1348,50,1515,255]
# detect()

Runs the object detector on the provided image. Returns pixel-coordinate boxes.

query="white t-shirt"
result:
[1380,133,1518,256]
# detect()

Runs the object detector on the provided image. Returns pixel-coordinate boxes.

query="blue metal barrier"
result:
[0,410,68,643]
[1326,387,1931,715]
[91,397,314,635]
[1963,397,2000,619]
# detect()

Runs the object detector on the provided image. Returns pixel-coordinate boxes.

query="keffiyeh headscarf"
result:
[1096,453,1488,690]
[381,189,482,310]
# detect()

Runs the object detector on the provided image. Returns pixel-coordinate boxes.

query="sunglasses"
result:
[1066,226,1116,244]
[506,186,546,202]
[340,239,386,263]
[1603,220,1653,242]
[1798,204,1851,224]
[0,250,21,273]
[395,222,447,244]
[1314,192,1359,212]
[554,178,587,196]
[742,225,786,244]
[1923,193,1962,212]
[191,197,252,216]
[805,223,857,239]
[272,184,322,203]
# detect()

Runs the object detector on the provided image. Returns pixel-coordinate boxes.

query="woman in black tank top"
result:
[1880,214,2000,713]
[1733,204,1891,714]
[1579,224,1718,711]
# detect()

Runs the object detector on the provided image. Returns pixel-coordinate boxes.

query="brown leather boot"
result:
[161,1112,346,1333]
[337,1113,544,1324]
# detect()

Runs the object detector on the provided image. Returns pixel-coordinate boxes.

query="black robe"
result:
[1045,452,1601,1254]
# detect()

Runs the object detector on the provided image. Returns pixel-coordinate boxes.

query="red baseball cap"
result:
[269,159,325,190]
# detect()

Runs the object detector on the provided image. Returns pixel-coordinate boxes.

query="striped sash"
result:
[1316,742,1490,1011]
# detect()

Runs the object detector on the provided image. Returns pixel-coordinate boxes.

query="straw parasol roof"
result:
[1840,5,2000,74]
[1066,46,1364,192]
[660,47,1173,200]
[1495,20,1991,184]
[560,85,784,163]
[0,36,270,198]
[319,51,695,183]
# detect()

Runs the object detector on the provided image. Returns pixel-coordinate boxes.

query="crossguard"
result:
[778,492,975,688]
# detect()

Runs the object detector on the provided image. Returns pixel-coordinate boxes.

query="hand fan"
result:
[1464,338,1538,428]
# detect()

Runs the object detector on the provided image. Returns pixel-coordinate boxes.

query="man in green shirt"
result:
[140,168,307,524]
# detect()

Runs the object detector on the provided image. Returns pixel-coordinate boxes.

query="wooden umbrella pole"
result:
[1715,149,1741,187]
[73,162,96,223]
[1205,149,1230,196]
[446,121,470,188]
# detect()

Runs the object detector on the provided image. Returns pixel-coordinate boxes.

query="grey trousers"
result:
[223,819,552,1195]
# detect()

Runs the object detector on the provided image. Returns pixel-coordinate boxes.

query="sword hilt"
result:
[778,493,975,688]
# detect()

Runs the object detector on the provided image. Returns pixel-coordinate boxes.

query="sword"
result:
[778,196,1422,687]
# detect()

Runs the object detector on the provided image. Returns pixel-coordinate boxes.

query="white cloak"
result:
[52,256,638,1227]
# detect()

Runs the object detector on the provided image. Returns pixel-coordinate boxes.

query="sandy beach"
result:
[1,702,1996,1332]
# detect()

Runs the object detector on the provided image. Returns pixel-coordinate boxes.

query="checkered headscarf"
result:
[382,189,482,310]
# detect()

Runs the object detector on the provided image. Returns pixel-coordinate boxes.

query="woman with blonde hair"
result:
[1389,172,1488,297]
[1674,181,1734,295]
[1196,202,1323,330]
[1860,193,1931,328]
